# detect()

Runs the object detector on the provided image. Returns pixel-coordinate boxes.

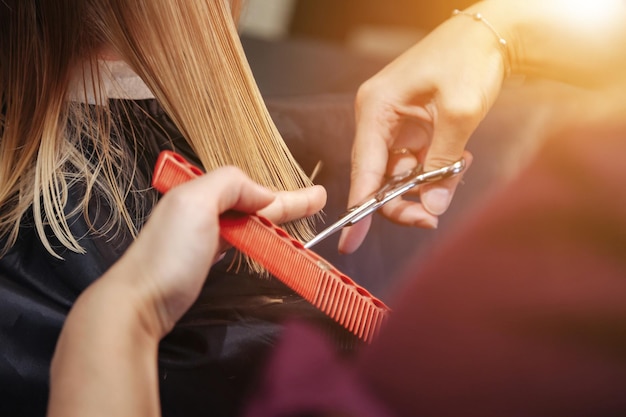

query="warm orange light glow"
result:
[561,0,624,28]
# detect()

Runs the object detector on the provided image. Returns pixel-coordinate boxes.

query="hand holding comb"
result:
[151,151,390,343]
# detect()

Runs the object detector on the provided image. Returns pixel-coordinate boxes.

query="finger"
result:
[340,151,472,255]
[338,94,398,253]
[421,149,473,216]
[420,90,481,215]
[129,167,276,331]
[212,249,227,265]
[379,198,439,228]
[387,147,421,176]
[257,185,327,225]
[338,216,372,255]
[140,166,274,270]
[210,166,276,215]
[348,103,394,206]
[338,198,439,255]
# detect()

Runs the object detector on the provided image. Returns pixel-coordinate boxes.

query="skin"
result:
[48,167,326,417]
[338,0,626,253]
[95,50,327,257]
[49,46,328,417]
[49,1,626,415]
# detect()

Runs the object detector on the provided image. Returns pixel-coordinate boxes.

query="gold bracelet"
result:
[452,9,511,76]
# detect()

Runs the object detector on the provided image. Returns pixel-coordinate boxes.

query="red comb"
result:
[152,150,390,342]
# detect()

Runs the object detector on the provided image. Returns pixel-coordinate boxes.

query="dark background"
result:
[288,0,476,44]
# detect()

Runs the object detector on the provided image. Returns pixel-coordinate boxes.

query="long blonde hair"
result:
[0,0,315,258]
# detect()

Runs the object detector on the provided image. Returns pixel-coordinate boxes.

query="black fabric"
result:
[0,98,360,417]
[0,37,395,417]
[0,36,573,417]
[241,36,385,97]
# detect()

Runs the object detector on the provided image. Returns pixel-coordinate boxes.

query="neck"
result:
[69,59,155,103]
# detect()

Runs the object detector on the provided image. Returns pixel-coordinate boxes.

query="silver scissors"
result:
[304,158,466,249]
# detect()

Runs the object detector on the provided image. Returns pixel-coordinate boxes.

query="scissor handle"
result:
[376,158,466,205]
[303,158,466,249]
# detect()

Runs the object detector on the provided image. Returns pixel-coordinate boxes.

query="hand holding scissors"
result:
[305,158,466,249]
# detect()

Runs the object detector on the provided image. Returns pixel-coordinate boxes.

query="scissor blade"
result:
[304,159,466,249]
[303,197,378,249]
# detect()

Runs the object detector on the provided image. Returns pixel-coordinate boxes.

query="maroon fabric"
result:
[357,122,626,417]
[243,322,393,417]
[245,121,626,417]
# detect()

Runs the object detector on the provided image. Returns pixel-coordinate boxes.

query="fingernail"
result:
[337,229,352,254]
[212,251,227,265]
[338,223,368,255]
[422,216,438,229]
[422,187,451,216]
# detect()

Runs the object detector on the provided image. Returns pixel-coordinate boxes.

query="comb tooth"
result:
[323,276,339,316]
[368,313,380,343]
[306,267,320,300]
[313,271,327,311]
[348,297,362,336]
[284,244,307,293]
[362,301,376,336]
[307,261,323,298]
[364,308,379,343]
[362,303,375,341]
[343,288,356,325]
[371,306,386,340]
[312,268,325,307]
[347,294,363,334]
[305,267,324,301]
[345,283,361,329]
[374,310,389,337]
[367,306,381,342]
[292,254,311,296]
[340,286,354,326]
[334,287,345,325]
[317,273,334,314]
[341,291,356,327]
[153,150,391,343]
[307,253,326,295]
[332,284,347,324]
[332,279,350,320]
[329,280,345,322]
[358,301,374,340]
[310,272,324,299]
[372,310,386,340]
[315,271,328,312]
[373,310,387,341]
[367,306,386,343]
[356,298,369,335]
[324,274,337,315]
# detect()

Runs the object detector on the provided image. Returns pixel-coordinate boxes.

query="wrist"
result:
[462,1,521,77]
[452,8,512,78]
[465,0,626,86]
[103,252,175,339]
[49,275,160,417]
[65,272,160,346]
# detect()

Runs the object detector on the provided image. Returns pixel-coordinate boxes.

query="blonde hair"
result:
[0,0,315,259]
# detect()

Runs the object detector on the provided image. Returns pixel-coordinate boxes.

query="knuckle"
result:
[355,77,392,113]
[215,165,246,180]
[426,154,459,169]
[441,94,486,125]
[355,78,378,104]
[159,187,203,221]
